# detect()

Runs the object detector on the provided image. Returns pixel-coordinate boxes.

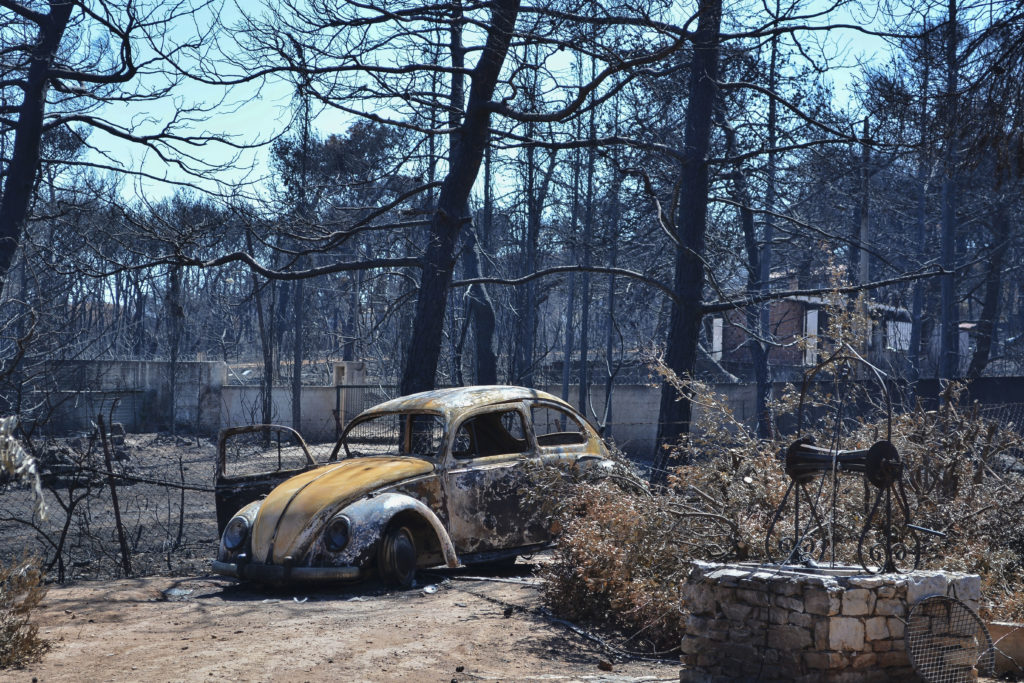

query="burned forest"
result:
[2,0,1024,677]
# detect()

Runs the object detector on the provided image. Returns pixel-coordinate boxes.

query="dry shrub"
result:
[0,558,49,668]
[673,374,1024,621]
[533,452,739,652]
[878,383,1024,621]
[539,483,687,650]
[540,375,1024,648]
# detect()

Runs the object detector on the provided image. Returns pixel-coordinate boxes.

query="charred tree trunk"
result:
[464,224,496,384]
[908,29,931,387]
[939,0,960,379]
[753,26,779,439]
[578,107,596,416]
[654,0,722,469]
[400,0,520,396]
[291,277,304,431]
[720,113,768,438]
[967,204,1008,379]
[470,143,498,384]
[246,231,275,429]
[600,172,621,438]
[560,149,581,404]
[166,265,183,434]
[0,2,74,293]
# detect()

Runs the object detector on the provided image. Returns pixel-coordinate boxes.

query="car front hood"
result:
[251,457,434,564]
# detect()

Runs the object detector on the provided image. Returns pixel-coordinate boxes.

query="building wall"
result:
[721,299,808,367]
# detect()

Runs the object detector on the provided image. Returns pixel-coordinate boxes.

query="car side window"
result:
[531,405,588,448]
[452,409,529,459]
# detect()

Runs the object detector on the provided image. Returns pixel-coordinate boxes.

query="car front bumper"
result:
[212,560,362,584]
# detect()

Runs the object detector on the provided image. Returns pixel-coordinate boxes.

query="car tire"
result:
[377,525,417,589]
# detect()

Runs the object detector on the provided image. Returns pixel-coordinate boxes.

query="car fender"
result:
[331,492,459,569]
[217,500,262,562]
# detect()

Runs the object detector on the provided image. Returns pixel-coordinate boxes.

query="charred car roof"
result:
[357,385,572,420]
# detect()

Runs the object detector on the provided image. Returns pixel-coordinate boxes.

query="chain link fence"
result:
[4,392,1023,584]
[1,426,221,582]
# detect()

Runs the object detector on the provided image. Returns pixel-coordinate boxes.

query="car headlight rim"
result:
[325,515,351,552]
[223,516,250,551]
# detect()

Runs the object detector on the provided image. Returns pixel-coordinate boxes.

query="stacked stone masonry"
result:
[680,561,981,683]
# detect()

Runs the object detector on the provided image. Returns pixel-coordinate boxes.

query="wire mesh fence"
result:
[1,430,221,582]
[4,391,1023,584]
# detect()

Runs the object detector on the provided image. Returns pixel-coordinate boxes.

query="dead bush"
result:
[0,558,49,668]
[542,278,1024,641]
[531,452,742,653]
[539,371,1024,649]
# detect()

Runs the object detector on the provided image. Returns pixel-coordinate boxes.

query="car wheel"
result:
[377,525,417,588]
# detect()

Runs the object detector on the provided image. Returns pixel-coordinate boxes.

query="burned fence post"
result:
[98,413,133,577]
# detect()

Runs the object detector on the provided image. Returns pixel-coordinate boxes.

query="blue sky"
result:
[81,0,901,203]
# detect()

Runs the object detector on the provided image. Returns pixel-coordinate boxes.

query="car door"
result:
[214,425,317,534]
[442,405,534,554]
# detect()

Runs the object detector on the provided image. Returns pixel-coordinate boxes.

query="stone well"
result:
[680,561,981,683]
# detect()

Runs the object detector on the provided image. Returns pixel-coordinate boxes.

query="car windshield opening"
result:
[342,413,445,459]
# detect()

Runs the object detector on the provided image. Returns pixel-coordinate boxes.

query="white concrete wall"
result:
[542,384,761,459]
[220,385,339,443]
[35,360,227,435]
[36,358,774,460]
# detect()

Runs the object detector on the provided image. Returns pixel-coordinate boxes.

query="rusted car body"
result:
[212,385,609,587]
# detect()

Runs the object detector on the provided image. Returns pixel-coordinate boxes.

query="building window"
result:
[804,309,819,365]
[711,317,723,362]
[886,321,912,351]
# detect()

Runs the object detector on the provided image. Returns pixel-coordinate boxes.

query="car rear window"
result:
[531,405,588,447]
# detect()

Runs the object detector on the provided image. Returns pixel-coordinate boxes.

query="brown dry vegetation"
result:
[541,287,1024,652]
[0,558,49,668]
[539,372,1024,653]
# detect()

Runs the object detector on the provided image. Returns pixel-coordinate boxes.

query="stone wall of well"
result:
[680,561,981,683]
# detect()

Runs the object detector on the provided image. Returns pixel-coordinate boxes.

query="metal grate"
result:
[906,594,996,683]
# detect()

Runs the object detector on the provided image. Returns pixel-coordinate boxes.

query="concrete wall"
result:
[30,360,227,435]
[41,359,1024,460]
[220,385,339,444]
[25,360,758,459]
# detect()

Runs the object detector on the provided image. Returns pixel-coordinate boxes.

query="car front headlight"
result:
[325,515,351,552]
[223,516,250,551]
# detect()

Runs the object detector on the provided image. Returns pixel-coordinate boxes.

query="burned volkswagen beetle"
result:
[212,385,609,587]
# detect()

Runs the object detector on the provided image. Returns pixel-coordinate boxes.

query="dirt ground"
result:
[2,564,682,683]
